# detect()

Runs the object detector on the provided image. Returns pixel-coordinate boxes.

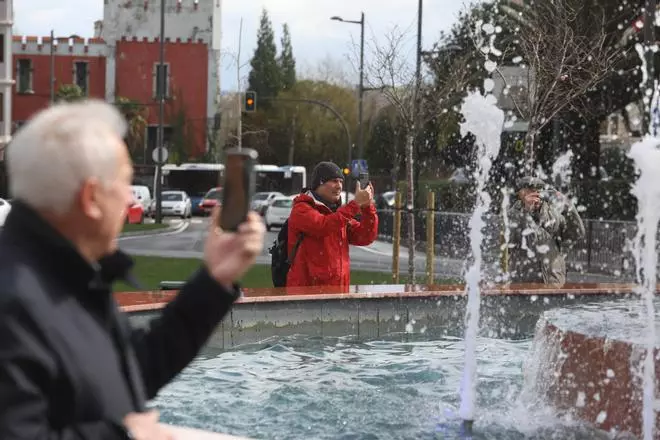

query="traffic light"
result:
[244,91,257,112]
[342,167,350,176]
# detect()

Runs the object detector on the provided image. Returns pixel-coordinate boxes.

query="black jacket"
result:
[0,201,240,439]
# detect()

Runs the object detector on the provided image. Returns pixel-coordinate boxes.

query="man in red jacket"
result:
[287,161,379,289]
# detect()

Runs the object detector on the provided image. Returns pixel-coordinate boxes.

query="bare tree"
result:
[299,55,354,87]
[495,0,633,170]
[363,25,475,282]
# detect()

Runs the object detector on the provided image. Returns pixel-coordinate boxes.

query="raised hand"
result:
[354,181,374,207]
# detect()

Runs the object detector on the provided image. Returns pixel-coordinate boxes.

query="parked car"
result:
[125,202,145,224]
[264,196,295,231]
[199,187,223,215]
[251,191,284,215]
[0,198,12,227]
[130,185,152,212]
[157,190,192,219]
[189,191,209,216]
[376,191,396,209]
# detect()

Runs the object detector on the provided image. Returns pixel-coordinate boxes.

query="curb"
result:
[119,221,190,240]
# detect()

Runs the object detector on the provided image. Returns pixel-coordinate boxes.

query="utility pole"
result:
[154,0,166,224]
[49,30,55,103]
[288,113,296,165]
[236,18,243,151]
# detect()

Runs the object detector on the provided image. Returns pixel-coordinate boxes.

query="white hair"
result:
[7,99,128,214]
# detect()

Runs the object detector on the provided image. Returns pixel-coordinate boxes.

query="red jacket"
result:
[286,192,379,289]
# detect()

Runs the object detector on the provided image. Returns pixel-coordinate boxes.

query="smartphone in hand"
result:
[219,148,258,231]
[358,171,370,189]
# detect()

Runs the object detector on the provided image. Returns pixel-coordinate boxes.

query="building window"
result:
[17,59,33,94]
[153,63,170,99]
[0,92,4,124]
[73,61,89,95]
[0,34,4,64]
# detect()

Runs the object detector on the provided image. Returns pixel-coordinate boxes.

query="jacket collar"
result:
[297,190,341,213]
[1,200,141,293]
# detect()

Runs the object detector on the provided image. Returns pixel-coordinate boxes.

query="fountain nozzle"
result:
[461,419,474,437]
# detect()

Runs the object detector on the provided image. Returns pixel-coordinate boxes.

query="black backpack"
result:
[269,219,304,287]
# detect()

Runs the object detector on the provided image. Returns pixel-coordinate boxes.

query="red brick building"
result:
[114,36,209,159]
[12,36,107,124]
[12,35,211,160]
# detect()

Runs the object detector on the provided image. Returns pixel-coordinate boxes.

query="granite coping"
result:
[532,317,658,438]
[115,283,659,313]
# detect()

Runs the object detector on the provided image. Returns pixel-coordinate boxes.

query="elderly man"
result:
[506,176,585,287]
[0,100,264,439]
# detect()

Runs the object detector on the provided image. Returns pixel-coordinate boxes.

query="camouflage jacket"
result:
[506,193,585,287]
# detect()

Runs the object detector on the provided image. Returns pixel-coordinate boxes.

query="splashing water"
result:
[627,137,660,440]
[629,40,660,440]
[458,90,505,424]
[551,150,574,191]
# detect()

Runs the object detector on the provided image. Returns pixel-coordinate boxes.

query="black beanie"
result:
[311,161,344,190]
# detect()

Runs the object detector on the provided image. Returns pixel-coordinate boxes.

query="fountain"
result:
[455,17,507,434]
[457,90,505,432]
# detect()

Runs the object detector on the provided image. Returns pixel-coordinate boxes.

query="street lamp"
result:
[331,12,365,166]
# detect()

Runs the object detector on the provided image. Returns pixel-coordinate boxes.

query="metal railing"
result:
[376,207,647,278]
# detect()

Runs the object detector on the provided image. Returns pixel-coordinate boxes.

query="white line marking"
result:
[354,245,392,257]
[118,221,190,241]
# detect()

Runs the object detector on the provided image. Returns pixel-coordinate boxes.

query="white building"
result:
[97,0,222,122]
[0,0,13,153]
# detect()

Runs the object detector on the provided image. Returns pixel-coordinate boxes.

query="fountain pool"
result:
[152,333,612,440]
[119,286,650,439]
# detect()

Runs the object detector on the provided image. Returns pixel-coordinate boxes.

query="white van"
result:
[131,185,152,211]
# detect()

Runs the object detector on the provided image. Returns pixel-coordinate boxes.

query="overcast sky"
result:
[15,0,469,91]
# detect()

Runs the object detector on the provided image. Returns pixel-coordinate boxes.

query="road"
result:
[119,217,463,277]
[119,217,620,283]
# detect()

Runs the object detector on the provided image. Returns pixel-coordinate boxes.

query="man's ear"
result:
[78,178,103,220]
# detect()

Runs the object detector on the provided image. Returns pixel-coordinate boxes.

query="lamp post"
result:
[330,12,365,164]
[154,0,166,224]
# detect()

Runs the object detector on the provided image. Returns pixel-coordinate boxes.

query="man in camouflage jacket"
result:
[506,176,585,287]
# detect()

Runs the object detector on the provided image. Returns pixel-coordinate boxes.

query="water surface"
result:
[154,334,610,439]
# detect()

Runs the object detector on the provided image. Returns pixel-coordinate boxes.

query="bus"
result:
[155,163,307,214]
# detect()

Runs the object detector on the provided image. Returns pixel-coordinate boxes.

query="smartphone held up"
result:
[218,148,258,231]
[358,172,370,189]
